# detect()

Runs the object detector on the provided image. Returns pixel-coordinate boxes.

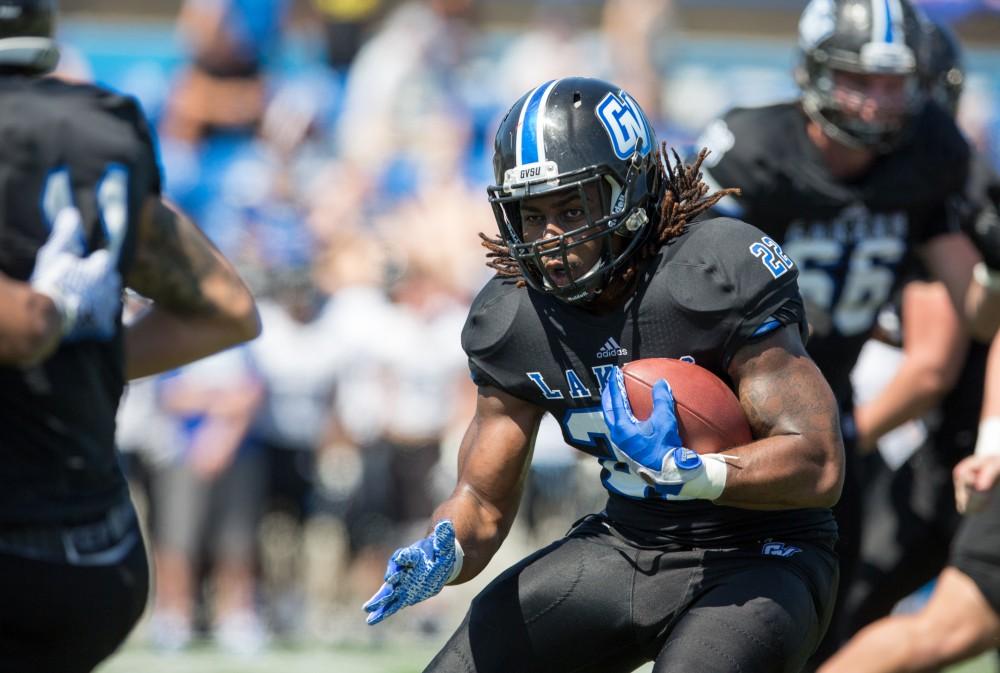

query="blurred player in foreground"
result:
[364,76,845,673]
[0,1,260,671]
[819,330,1000,673]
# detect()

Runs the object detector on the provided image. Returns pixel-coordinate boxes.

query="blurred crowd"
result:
[48,0,1000,656]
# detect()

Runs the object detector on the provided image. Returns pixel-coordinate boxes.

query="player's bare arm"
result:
[718,325,845,510]
[0,272,61,365]
[855,280,968,451]
[922,231,1000,341]
[124,197,260,379]
[431,385,544,583]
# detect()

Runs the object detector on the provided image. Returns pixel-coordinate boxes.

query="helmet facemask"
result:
[488,150,653,305]
[796,0,927,152]
[799,51,923,151]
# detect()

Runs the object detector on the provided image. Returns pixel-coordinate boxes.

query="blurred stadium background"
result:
[45,0,998,671]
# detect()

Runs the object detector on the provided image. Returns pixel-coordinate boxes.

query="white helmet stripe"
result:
[887,0,906,45]
[515,79,559,166]
[534,78,561,163]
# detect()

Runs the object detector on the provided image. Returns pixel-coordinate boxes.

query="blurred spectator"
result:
[248,259,356,638]
[162,0,289,142]
[600,0,675,118]
[335,0,476,176]
[493,5,602,105]
[309,0,386,70]
[147,347,266,654]
[341,259,474,607]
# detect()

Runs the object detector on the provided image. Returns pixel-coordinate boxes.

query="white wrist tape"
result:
[635,451,735,501]
[696,453,732,501]
[446,538,464,584]
[974,262,1000,292]
[975,417,1000,458]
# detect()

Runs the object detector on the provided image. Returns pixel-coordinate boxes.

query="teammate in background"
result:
[818,331,1000,673]
[365,76,845,673]
[0,2,260,672]
[695,0,1000,657]
[838,19,997,641]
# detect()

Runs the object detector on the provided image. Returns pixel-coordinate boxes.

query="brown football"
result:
[621,358,752,454]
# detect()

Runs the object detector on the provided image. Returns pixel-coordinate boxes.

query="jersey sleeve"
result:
[460,276,523,391]
[667,218,808,368]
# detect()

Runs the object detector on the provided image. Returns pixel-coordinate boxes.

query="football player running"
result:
[0,2,260,671]
[818,330,1000,673]
[696,0,1000,659]
[365,76,845,673]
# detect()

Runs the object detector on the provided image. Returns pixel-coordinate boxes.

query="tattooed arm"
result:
[711,326,844,510]
[124,197,260,380]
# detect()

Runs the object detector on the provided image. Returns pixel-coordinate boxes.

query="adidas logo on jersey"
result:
[596,338,628,359]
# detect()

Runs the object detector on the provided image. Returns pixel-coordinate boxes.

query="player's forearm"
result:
[430,484,517,583]
[966,278,1000,342]
[854,360,956,451]
[713,433,844,509]
[726,329,844,509]
[0,275,62,366]
[124,304,259,379]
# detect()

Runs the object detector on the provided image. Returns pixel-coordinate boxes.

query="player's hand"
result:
[954,455,1000,514]
[601,366,731,500]
[30,208,122,341]
[363,520,458,626]
[969,189,1000,271]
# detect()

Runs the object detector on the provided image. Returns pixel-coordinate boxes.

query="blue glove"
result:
[601,366,730,500]
[363,520,458,626]
[30,208,122,341]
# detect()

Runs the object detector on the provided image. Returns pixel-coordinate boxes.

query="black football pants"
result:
[424,515,838,673]
[0,515,148,673]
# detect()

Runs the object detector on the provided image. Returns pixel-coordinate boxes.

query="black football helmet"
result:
[795,0,926,151]
[919,20,963,116]
[0,0,58,74]
[487,77,660,304]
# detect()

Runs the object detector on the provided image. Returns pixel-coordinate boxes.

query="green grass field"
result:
[97,641,442,673]
[97,641,997,673]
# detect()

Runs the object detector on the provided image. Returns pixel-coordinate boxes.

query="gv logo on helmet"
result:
[595,91,652,161]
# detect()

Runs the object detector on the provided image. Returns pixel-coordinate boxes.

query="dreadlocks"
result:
[478,145,741,288]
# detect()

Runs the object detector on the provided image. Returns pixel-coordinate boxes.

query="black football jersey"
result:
[462,217,837,546]
[700,101,969,405]
[0,76,161,525]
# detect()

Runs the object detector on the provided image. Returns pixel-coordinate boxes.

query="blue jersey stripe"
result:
[751,318,783,338]
[519,80,554,165]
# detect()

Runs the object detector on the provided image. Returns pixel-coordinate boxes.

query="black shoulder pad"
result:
[698,103,800,219]
[461,276,523,359]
